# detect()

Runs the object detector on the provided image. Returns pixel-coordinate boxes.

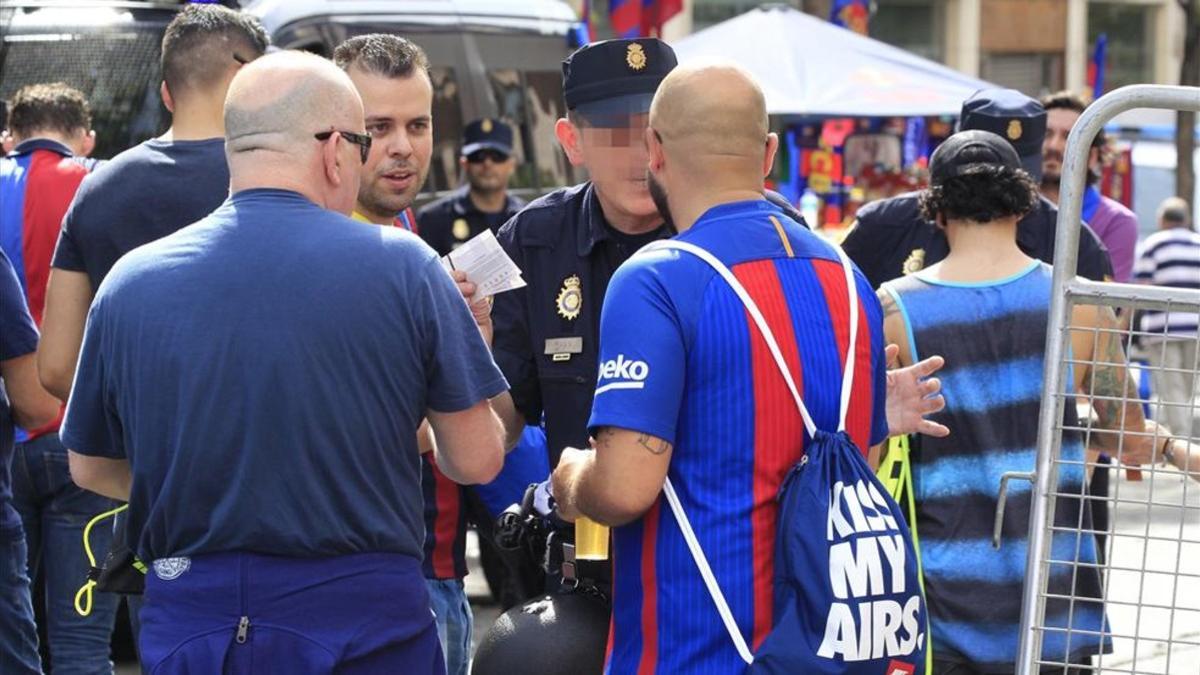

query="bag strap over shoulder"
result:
[640,236,861,665]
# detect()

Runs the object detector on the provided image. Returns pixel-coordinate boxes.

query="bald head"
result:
[649,64,768,163]
[224,50,363,162]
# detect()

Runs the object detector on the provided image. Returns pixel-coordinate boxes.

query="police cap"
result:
[562,38,677,127]
[930,130,1023,184]
[959,88,1047,180]
[462,118,513,157]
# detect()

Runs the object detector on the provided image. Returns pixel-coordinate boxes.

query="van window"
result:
[0,6,172,158]
[523,71,576,190]
[427,66,464,193]
[486,69,535,190]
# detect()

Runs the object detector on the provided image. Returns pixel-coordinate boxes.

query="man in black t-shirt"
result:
[40,5,268,401]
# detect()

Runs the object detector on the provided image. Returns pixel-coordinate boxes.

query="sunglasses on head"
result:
[466,149,509,164]
[314,129,372,164]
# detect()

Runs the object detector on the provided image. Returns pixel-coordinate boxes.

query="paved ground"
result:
[1085,465,1200,674]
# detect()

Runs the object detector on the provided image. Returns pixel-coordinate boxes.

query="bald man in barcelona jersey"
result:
[552,65,922,672]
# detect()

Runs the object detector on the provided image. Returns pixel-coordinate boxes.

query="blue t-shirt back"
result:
[60,189,508,562]
[0,248,39,532]
[52,137,230,290]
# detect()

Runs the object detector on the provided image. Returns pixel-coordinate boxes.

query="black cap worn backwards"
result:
[462,118,513,157]
[562,38,677,126]
[930,130,1023,185]
[959,88,1047,181]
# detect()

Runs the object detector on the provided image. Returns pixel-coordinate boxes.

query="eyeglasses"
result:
[314,129,373,164]
[466,149,509,164]
[233,53,250,66]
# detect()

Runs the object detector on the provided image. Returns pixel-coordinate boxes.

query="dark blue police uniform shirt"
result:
[843,191,1113,289]
[0,248,39,533]
[416,186,525,257]
[53,138,230,290]
[60,189,508,562]
[492,182,674,465]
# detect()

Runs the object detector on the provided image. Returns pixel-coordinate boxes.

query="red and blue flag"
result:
[610,0,683,39]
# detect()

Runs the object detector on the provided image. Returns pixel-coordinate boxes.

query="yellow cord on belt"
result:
[74,503,130,617]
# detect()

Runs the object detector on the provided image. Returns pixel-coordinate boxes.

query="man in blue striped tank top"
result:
[877,130,1157,674]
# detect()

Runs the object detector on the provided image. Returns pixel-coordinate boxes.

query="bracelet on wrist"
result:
[1161,436,1175,465]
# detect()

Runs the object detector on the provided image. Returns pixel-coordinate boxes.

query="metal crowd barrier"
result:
[1013,85,1200,675]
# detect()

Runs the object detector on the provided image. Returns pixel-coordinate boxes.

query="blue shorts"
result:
[139,551,444,674]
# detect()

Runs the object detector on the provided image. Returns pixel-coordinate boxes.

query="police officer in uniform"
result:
[490,38,678,468]
[843,89,1113,288]
[418,118,526,256]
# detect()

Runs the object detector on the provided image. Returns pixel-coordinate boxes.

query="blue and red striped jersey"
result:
[0,139,97,440]
[588,199,888,673]
[420,453,468,580]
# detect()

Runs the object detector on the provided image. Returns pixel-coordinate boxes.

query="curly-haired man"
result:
[876,130,1154,674]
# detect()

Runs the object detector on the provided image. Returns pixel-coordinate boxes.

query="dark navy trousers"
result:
[139,551,444,674]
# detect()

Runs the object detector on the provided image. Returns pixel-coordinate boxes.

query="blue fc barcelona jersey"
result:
[588,199,889,673]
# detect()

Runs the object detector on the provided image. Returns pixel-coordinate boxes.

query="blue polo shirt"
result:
[60,189,508,562]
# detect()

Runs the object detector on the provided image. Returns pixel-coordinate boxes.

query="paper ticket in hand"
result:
[440,230,526,301]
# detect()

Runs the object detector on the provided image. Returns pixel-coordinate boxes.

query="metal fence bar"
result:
[1015,85,1200,675]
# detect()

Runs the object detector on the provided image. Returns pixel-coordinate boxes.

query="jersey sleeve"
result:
[59,298,125,459]
[416,257,509,413]
[0,249,38,361]
[864,275,889,447]
[587,253,687,444]
[491,219,542,425]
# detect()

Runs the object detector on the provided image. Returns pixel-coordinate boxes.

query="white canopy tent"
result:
[671,5,997,118]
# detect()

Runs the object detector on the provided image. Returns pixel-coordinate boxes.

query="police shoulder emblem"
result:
[626,43,647,71]
[1006,119,1023,141]
[452,218,470,241]
[481,118,493,133]
[556,275,583,320]
[902,248,925,276]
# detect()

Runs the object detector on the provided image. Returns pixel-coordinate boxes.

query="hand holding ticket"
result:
[439,230,526,301]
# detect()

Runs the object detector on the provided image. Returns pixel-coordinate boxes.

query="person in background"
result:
[62,50,510,673]
[418,118,526,256]
[1135,197,1200,437]
[0,247,62,674]
[1040,90,1139,283]
[843,88,1113,290]
[877,130,1154,673]
[0,81,119,674]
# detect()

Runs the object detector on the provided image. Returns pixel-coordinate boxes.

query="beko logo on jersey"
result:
[595,355,650,395]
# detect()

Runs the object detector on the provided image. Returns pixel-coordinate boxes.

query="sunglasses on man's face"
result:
[314,129,373,164]
[466,149,509,164]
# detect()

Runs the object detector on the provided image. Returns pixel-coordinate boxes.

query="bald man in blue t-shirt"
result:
[62,51,512,674]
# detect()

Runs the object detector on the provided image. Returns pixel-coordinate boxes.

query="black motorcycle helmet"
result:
[473,592,609,675]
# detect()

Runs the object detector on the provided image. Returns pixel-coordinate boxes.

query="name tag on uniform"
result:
[545,337,583,362]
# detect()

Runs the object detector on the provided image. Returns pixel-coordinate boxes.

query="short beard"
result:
[647,171,675,231]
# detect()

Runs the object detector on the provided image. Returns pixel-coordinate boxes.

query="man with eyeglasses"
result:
[418,118,526,256]
[61,49,510,673]
[33,4,268,656]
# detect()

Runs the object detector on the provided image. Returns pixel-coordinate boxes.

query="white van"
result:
[1,0,581,200]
